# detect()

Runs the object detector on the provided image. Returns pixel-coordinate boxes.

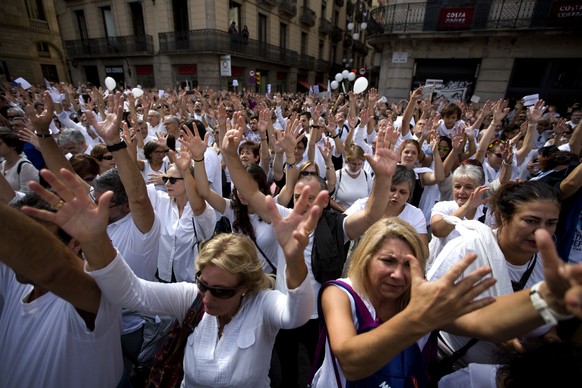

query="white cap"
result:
[378,96,388,104]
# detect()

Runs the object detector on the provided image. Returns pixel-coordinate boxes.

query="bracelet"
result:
[285,162,296,169]
[331,133,339,139]
[35,131,53,138]
[502,160,512,167]
[106,140,127,152]
[326,166,334,170]
[529,282,573,326]
[193,157,205,163]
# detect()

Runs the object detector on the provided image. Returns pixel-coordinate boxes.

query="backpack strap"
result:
[16,159,32,175]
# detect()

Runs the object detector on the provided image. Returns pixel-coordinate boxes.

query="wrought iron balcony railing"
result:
[319,17,333,35]
[258,0,278,7]
[300,6,317,27]
[159,29,299,65]
[368,0,581,37]
[65,35,154,58]
[29,18,49,31]
[279,0,297,17]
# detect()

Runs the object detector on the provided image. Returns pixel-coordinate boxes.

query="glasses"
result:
[310,125,320,129]
[101,155,114,160]
[195,272,242,299]
[162,176,184,184]
[153,149,169,155]
[491,152,503,158]
[487,139,506,149]
[300,171,318,177]
[438,146,450,151]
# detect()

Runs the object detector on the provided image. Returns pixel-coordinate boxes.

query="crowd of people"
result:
[1,80,582,387]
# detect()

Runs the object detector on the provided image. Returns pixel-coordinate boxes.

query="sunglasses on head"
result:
[195,272,242,299]
[487,139,506,149]
[162,176,184,184]
[101,155,114,160]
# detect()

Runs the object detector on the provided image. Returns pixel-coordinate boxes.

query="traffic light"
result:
[255,71,261,86]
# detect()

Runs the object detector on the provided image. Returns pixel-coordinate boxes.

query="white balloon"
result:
[342,70,350,79]
[353,77,369,94]
[347,72,356,81]
[353,32,360,40]
[331,80,339,90]
[335,73,343,83]
[360,22,368,30]
[347,22,354,31]
[105,77,116,91]
[132,87,144,98]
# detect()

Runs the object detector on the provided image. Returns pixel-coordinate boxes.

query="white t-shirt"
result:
[345,199,427,236]
[222,201,285,274]
[429,200,485,264]
[202,146,223,197]
[141,158,170,191]
[0,263,123,388]
[0,157,38,193]
[334,168,373,210]
[88,252,313,387]
[148,185,216,282]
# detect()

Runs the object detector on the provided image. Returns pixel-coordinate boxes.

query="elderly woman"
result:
[310,217,575,387]
[332,145,373,213]
[0,127,38,193]
[428,164,489,268]
[427,181,562,368]
[23,167,324,387]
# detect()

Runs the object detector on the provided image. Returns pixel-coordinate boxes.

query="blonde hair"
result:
[346,145,366,163]
[348,218,428,311]
[196,234,274,293]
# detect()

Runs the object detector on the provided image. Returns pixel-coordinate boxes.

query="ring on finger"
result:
[54,200,65,210]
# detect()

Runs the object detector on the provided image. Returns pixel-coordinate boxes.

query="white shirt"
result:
[148,185,216,282]
[1,157,38,193]
[222,201,283,274]
[88,252,314,387]
[334,168,373,210]
[345,199,427,236]
[0,263,123,388]
[202,146,223,196]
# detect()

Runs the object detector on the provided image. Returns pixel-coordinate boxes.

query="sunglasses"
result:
[101,155,114,160]
[162,176,184,184]
[491,152,503,158]
[300,171,318,176]
[195,272,242,299]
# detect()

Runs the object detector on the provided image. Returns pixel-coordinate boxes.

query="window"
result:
[37,42,50,57]
[319,40,324,59]
[100,6,117,38]
[280,23,287,50]
[41,64,58,83]
[173,0,189,33]
[301,32,308,55]
[26,0,46,20]
[75,10,88,41]
[229,2,241,32]
[258,14,267,44]
[129,2,146,37]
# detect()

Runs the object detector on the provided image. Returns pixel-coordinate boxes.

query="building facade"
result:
[0,0,68,85]
[367,0,582,110]
[52,0,375,93]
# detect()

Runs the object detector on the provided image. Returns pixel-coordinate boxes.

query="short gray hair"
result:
[58,128,85,146]
[92,168,128,206]
[452,164,485,187]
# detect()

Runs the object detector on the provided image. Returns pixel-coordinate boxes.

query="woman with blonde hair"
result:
[311,216,575,387]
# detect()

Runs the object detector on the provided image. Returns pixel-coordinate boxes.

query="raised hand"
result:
[405,252,496,330]
[86,92,124,145]
[527,99,547,124]
[277,118,304,155]
[492,99,510,124]
[180,123,208,160]
[317,137,333,162]
[17,126,41,150]
[24,91,54,132]
[266,185,327,263]
[222,111,245,156]
[168,149,191,174]
[367,127,398,178]
[21,169,111,244]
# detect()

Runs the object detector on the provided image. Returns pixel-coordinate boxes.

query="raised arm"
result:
[400,87,423,137]
[344,126,399,240]
[516,99,546,165]
[475,100,510,164]
[86,93,155,233]
[181,124,227,214]
[170,149,207,215]
[221,112,272,221]
[275,119,304,206]
[569,116,582,155]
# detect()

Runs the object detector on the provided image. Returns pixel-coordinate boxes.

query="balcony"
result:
[279,0,297,17]
[30,18,49,30]
[300,6,317,27]
[331,26,343,42]
[368,0,582,38]
[257,0,278,7]
[319,17,333,35]
[315,59,331,72]
[64,35,154,58]
[159,29,298,65]
[334,0,344,7]
[297,54,316,69]
[352,40,369,55]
